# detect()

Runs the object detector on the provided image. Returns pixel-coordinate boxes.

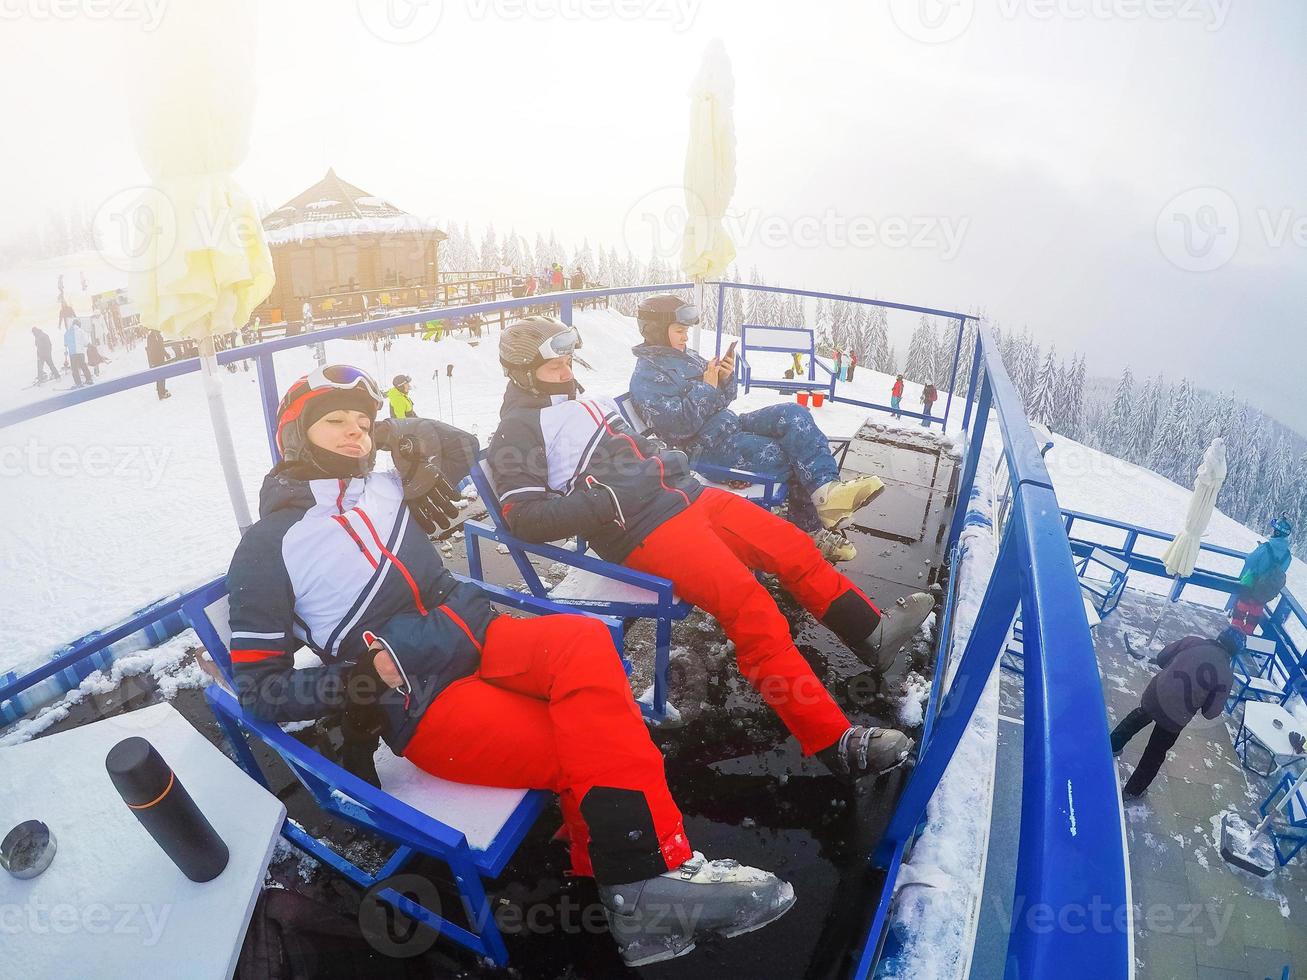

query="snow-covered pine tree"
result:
[1101,367,1136,458]
[574,238,595,278]
[479,224,501,271]
[1051,359,1070,432]
[502,230,526,273]
[904,318,934,384]
[1065,355,1087,440]
[1147,377,1198,483]
[1028,346,1059,427]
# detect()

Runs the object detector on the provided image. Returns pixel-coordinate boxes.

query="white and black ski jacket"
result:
[226,464,492,753]
[486,385,702,562]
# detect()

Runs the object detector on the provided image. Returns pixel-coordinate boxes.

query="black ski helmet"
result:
[499,316,583,398]
[393,374,412,388]
[275,365,384,478]
[636,294,697,347]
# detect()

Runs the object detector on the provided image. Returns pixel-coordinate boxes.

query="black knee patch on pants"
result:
[822,588,881,644]
[580,787,665,885]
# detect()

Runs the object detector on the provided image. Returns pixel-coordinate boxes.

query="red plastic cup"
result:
[811,392,825,407]
[796,392,810,406]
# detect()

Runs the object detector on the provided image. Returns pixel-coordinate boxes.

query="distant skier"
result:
[146,329,172,400]
[1230,517,1293,635]
[32,327,59,383]
[847,352,858,382]
[549,263,564,292]
[386,374,416,419]
[792,351,804,376]
[64,317,93,389]
[921,383,939,426]
[1112,628,1240,799]
[891,374,904,418]
[570,266,586,290]
[832,348,843,381]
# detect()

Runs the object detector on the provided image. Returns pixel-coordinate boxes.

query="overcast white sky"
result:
[2,0,1305,430]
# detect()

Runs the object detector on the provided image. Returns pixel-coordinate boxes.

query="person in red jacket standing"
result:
[890,374,905,418]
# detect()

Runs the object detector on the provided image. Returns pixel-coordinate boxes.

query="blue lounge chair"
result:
[184,575,622,967]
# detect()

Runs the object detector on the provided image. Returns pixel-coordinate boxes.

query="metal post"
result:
[559,297,573,326]
[714,281,727,359]
[947,374,992,553]
[256,352,280,464]
[960,329,982,433]
[941,316,966,431]
[874,519,1020,865]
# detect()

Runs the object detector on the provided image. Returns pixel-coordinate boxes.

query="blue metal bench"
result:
[465,453,689,721]
[737,324,837,399]
[184,575,622,967]
[1076,547,1129,615]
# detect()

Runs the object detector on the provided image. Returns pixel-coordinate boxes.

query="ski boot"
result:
[816,725,914,784]
[847,593,935,674]
[812,475,885,529]
[599,852,796,966]
[809,526,857,562]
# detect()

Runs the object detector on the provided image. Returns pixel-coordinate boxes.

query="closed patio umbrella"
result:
[680,39,737,354]
[127,1,273,532]
[1163,438,1228,595]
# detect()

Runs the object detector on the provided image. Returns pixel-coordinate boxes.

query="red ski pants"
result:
[625,487,869,755]
[403,613,692,884]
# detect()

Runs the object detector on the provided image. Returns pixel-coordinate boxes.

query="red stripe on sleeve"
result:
[231,648,285,664]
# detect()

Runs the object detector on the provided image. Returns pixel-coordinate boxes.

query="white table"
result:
[1237,701,1306,778]
[0,701,285,979]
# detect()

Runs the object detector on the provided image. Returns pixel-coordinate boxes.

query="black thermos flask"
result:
[105,736,229,883]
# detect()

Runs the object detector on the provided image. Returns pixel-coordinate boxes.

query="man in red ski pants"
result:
[625,486,867,756]
[488,318,935,782]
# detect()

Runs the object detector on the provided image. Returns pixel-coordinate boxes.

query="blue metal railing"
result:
[4,279,1130,977]
[850,320,1131,978]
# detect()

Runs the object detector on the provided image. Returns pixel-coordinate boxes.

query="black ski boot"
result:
[816,725,914,783]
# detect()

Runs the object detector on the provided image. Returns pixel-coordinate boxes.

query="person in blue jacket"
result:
[1231,516,1293,634]
[628,295,884,562]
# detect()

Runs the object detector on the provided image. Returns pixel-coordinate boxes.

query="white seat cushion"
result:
[548,554,679,606]
[371,748,529,852]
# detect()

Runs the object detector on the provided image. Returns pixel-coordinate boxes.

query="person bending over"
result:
[629,295,885,563]
[226,364,792,966]
[488,318,935,784]
[1111,628,1239,799]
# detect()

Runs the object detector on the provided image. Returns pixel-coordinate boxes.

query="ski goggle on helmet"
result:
[275,365,384,453]
[532,325,581,362]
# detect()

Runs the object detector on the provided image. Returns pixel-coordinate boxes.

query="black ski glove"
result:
[373,418,463,534]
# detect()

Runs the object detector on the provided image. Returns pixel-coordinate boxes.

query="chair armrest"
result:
[693,461,785,487]
[462,521,677,602]
[454,574,624,649]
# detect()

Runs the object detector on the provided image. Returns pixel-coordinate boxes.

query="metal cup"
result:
[1,820,57,879]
